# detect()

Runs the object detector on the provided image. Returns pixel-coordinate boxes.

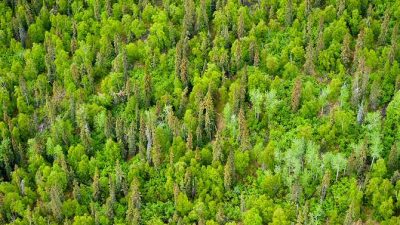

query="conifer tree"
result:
[92,168,100,202]
[304,40,316,76]
[93,0,101,21]
[204,86,215,141]
[238,107,250,151]
[179,35,190,87]
[72,179,81,202]
[285,0,293,27]
[143,71,152,108]
[320,171,331,202]
[341,32,352,69]
[291,77,302,112]
[50,185,63,221]
[305,0,312,17]
[127,120,137,158]
[127,178,141,225]
[183,0,196,36]
[378,10,390,45]
[152,129,161,169]
[237,8,245,39]
[196,103,205,146]
[212,131,223,165]
[224,150,235,190]
[316,17,325,56]
[105,111,114,140]
[115,117,125,151]
[197,0,209,31]
[353,29,365,71]
[389,24,398,64]
[45,37,56,84]
[337,0,345,16]
[387,144,399,173]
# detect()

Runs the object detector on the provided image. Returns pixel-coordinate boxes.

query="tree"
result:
[320,171,331,202]
[237,8,245,39]
[369,79,381,110]
[92,168,100,202]
[378,10,390,45]
[143,71,152,108]
[232,40,243,72]
[337,0,345,16]
[353,29,365,70]
[212,131,223,165]
[224,150,235,190]
[204,86,215,141]
[316,17,325,56]
[176,192,192,216]
[305,0,312,17]
[304,40,316,76]
[126,177,141,225]
[384,92,400,150]
[285,0,293,27]
[341,32,352,68]
[152,129,162,169]
[50,185,63,221]
[104,139,122,164]
[115,117,126,154]
[115,160,127,195]
[389,24,398,64]
[197,0,209,31]
[270,207,290,225]
[238,107,250,150]
[387,144,399,173]
[331,153,347,181]
[127,120,138,158]
[249,89,264,120]
[45,37,56,84]
[291,77,302,112]
[73,215,95,225]
[243,208,262,225]
[348,141,367,176]
[183,0,196,36]
[104,110,114,140]
[365,112,383,167]
[93,0,101,21]
[0,138,13,179]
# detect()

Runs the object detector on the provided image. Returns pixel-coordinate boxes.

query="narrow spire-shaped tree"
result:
[50,185,63,221]
[127,120,137,158]
[212,131,223,165]
[389,24,398,64]
[238,107,250,151]
[92,168,100,202]
[378,10,390,45]
[143,71,152,108]
[204,85,215,141]
[388,144,399,172]
[126,177,141,225]
[285,0,293,27]
[304,40,316,76]
[291,77,302,112]
[152,129,161,169]
[337,0,345,17]
[224,150,235,190]
[341,32,352,69]
[237,8,245,39]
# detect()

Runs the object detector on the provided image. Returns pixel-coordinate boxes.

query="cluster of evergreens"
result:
[1,0,400,224]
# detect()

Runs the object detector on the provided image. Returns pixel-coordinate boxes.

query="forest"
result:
[1,0,400,224]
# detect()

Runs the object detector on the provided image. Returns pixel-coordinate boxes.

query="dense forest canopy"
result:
[1,0,400,224]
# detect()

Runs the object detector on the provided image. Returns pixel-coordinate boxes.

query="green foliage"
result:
[0,0,400,224]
